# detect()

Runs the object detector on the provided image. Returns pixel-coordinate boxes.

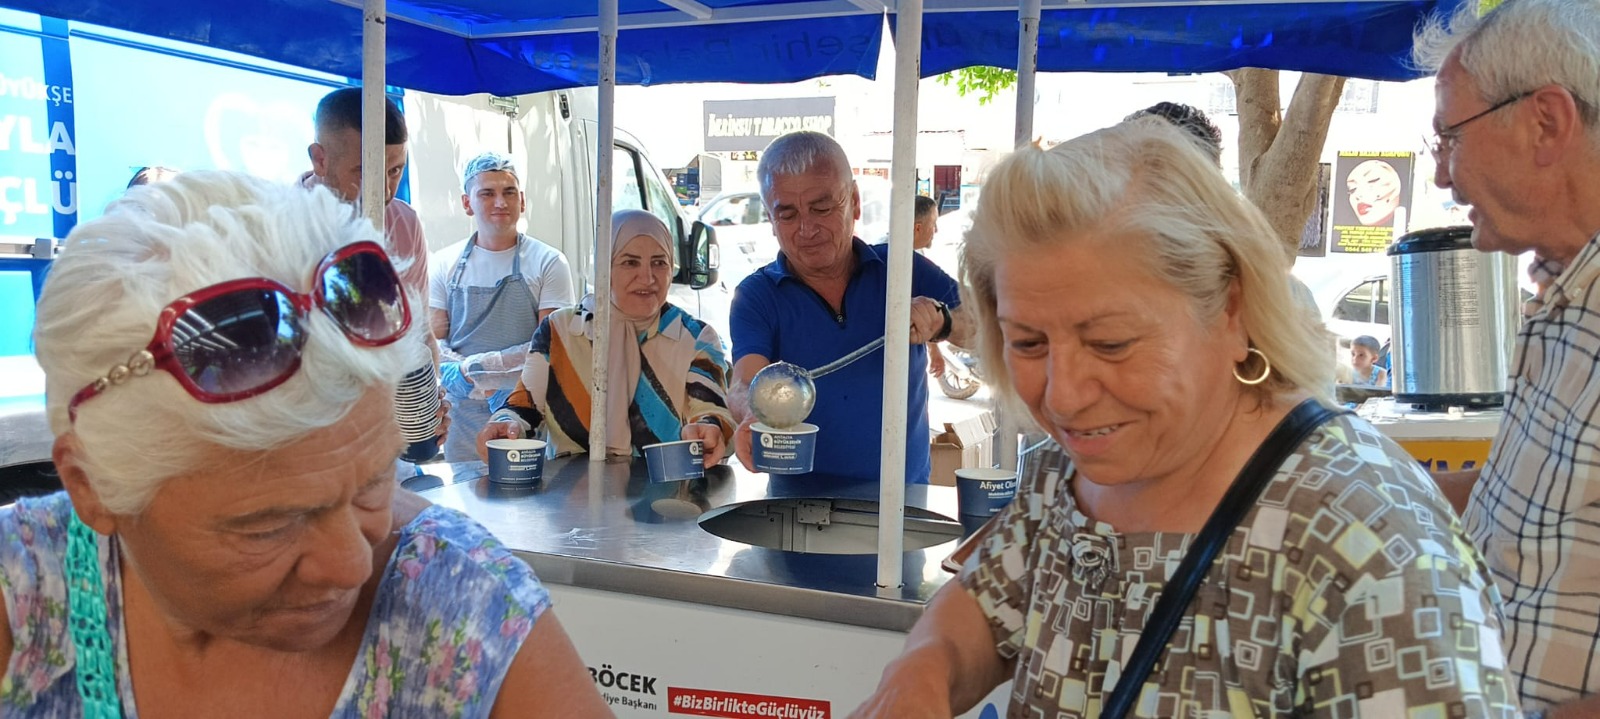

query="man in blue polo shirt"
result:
[730,131,973,483]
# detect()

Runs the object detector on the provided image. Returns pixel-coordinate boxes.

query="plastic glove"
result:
[486,388,513,412]
[460,342,533,398]
[439,361,473,397]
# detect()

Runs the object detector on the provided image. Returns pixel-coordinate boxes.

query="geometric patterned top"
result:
[1467,236,1600,711]
[961,412,1524,718]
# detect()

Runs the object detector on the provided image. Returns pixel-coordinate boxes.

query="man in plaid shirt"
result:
[1415,1,1600,717]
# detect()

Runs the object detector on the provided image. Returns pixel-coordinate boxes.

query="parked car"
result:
[1302,252,1536,382]
[697,178,893,290]
[1326,273,1393,349]
[698,190,775,286]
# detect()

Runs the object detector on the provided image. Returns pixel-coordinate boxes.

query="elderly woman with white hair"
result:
[2,171,608,716]
[477,209,734,464]
[849,121,1520,717]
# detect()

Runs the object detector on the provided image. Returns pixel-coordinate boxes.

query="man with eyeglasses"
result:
[728,131,973,484]
[1415,1,1600,717]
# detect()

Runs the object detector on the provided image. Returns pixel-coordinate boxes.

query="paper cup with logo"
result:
[954,467,1018,518]
[401,436,441,464]
[751,422,819,474]
[643,439,706,483]
[959,513,993,538]
[486,438,546,485]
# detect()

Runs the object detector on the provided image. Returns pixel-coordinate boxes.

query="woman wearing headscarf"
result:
[848,120,1517,717]
[477,210,734,465]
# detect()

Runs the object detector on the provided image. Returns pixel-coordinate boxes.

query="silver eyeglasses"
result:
[1430,91,1533,159]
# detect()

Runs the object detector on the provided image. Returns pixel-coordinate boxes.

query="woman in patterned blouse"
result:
[850,120,1522,717]
[477,209,735,464]
[1,171,609,717]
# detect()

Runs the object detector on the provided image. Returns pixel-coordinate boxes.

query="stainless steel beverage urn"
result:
[1387,226,1519,409]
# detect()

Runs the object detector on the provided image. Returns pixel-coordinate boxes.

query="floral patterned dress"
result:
[0,492,551,718]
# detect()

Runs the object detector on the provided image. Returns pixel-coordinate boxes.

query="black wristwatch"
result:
[931,300,953,343]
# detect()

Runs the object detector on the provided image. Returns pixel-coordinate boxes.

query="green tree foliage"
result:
[937,67,1017,105]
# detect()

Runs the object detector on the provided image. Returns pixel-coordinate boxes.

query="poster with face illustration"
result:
[1331,151,1415,253]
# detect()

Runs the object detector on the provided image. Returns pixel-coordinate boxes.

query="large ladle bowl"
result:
[748,361,816,428]
[747,337,887,429]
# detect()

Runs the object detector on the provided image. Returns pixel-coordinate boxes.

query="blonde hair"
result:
[960,118,1333,423]
[34,170,426,514]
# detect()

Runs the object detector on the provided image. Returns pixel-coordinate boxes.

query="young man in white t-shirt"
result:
[428,152,575,461]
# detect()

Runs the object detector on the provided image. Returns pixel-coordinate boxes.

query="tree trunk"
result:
[1227,69,1347,258]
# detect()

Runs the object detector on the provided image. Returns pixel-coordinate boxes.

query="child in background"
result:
[1351,335,1388,387]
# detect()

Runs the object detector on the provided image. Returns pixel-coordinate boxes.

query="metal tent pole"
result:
[877,0,924,590]
[1014,0,1041,148]
[590,0,619,460]
[992,0,1044,473]
[360,0,386,230]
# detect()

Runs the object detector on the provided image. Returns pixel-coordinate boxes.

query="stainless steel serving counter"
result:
[411,457,967,632]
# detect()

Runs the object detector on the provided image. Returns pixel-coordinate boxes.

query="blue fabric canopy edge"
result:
[0,0,882,95]
[0,0,1467,93]
[913,0,1461,82]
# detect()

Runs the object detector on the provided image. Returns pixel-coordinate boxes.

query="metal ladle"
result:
[748,337,887,429]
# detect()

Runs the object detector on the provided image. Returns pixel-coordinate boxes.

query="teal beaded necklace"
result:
[65,514,124,719]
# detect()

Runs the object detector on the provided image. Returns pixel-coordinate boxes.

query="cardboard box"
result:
[929,411,998,486]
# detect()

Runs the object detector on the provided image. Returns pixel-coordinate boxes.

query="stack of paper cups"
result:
[395,364,442,463]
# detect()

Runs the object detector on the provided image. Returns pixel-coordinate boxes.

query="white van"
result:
[404,90,725,333]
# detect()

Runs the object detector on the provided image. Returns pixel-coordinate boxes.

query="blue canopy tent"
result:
[1,0,1455,94]
[1,0,1462,587]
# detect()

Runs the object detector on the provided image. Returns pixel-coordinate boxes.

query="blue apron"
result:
[442,234,540,462]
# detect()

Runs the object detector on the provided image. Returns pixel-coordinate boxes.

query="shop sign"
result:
[703,97,835,153]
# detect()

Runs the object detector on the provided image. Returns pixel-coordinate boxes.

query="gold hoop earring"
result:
[1233,347,1272,386]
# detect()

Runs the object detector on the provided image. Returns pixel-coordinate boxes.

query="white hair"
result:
[462,151,522,193]
[756,131,853,198]
[1414,0,1600,131]
[960,119,1333,425]
[34,170,426,514]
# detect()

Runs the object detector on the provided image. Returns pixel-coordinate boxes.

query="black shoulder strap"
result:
[1100,398,1347,719]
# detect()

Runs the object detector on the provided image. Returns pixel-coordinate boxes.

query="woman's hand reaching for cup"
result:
[475,420,522,462]
[680,422,726,468]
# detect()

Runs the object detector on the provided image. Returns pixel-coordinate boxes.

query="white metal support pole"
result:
[590,0,619,460]
[877,0,923,590]
[993,0,1043,473]
[1014,0,1042,149]
[360,0,386,231]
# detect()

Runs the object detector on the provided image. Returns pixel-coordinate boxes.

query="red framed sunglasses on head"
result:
[68,240,411,423]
